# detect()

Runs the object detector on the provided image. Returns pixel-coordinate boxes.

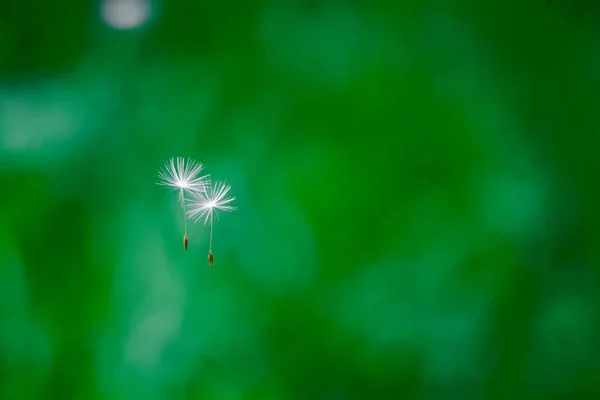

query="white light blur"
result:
[101,0,151,30]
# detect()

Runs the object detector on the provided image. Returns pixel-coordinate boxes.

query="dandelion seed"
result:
[157,157,210,250]
[187,181,236,267]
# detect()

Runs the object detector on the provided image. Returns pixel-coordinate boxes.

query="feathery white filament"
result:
[157,157,210,237]
[156,157,210,205]
[186,181,236,226]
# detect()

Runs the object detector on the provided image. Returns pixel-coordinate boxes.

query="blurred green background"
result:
[1,0,600,398]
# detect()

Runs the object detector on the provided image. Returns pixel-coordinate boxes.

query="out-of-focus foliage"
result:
[1,0,599,398]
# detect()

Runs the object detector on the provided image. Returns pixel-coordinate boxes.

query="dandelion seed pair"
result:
[157,157,236,267]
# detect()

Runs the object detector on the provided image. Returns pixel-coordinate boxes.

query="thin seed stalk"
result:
[183,199,187,235]
[209,212,213,253]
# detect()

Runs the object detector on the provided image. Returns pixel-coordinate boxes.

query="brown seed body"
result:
[208,252,214,268]
[184,234,188,250]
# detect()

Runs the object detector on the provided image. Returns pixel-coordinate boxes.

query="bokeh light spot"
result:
[101,0,151,30]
